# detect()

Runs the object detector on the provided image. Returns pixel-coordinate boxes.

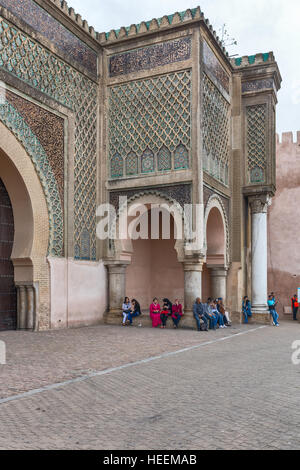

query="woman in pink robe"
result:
[150,298,161,328]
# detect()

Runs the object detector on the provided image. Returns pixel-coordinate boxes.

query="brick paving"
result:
[0,322,299,449]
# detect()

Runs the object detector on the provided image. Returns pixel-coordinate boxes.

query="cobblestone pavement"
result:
[0,322,299,450]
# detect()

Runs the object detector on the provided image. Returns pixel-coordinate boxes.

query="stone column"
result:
[104,260,130,324]
[249,195,271,322]
[208,267,228,302]
[18,285,27,330]
[181,257,204,328]
[26,286,35,330]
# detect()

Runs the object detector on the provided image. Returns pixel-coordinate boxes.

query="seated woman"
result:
[212,300,226,329]
[160,304,169,329]
[150,298,161,328]
[218,299,231,327]
[127,299,141,326]
[172,299,183,329]
[122,297,132,326]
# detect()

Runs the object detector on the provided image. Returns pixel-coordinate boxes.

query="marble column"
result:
[208,267,228,302]
[249,195,271,316]
[105,260,130,322]
[26,286,35,330]
[182,257,204,328]
[17,285,27,330]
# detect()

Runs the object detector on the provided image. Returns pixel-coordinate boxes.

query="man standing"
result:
[193,298,208,332]
[268,295,279,327]
[291,295,299,321]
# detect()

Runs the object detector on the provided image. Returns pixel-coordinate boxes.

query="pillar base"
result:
[250,312,272,325]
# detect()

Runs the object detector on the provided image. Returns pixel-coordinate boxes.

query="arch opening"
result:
[126,205,184,310]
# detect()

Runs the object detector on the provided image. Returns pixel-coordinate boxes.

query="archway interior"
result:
[202,206,225,301]
[0,178,16,330]
[126,206,184,311]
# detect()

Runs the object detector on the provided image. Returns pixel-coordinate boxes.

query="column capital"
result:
[208,266,228,277]
[182,254,205,272]
[104,259,130,274]
[249,194,272,214]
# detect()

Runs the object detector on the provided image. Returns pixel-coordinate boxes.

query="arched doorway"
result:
[126,207,184,309]
[0,178,17,330]
[0,121,50,330]
[203,196,229,302]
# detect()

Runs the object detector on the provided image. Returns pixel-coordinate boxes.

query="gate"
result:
[0,178,16,330]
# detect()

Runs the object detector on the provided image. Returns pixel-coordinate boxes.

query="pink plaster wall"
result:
[126,213,184,310]
[48,258,107,328]
[268,132,300,316]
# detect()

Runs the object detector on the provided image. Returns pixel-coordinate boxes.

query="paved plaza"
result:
[0,321,299,450]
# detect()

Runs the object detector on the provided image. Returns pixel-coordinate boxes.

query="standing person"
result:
[268,295,279,326]
[242,296,252,324]
[193,298,208,332]
[127,299,141,326]
[172,299,183,329]
[122,297,132,326]
[291,294,299,321]
[150,298,161,328]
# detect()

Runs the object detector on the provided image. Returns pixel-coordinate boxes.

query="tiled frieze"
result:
[0,98,63,256]
[246,104,267,184]
[0,14,98,260]
[109,184,192,211]
[109,70,191,179]
[202,73,230,186]
[0,0,98,77]
[109,37,191,77]
[203,40,230,95]
[242,78,274,94]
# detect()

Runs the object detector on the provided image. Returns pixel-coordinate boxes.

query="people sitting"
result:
[193,298,208,332]
[217,299,231,327]
[172,299,183,329]
[242,296,252,324]
[122,297,132,326]
[150,298,161,328]
[160,304,169,329]
[127,299,141,325]
[203,298,217,330]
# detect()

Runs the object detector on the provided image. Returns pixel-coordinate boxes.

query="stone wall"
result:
[268,132,300,318]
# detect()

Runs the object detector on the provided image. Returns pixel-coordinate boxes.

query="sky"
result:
[68,0,300,137]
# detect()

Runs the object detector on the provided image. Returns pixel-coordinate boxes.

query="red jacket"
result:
[172,304,183,318]
[292,297,299,308]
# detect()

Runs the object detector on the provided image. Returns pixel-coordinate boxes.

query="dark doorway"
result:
[0,178,16,330]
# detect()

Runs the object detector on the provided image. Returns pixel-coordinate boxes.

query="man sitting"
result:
[193,298,208,332]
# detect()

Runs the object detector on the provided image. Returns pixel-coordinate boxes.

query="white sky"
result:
[69,0,300,137]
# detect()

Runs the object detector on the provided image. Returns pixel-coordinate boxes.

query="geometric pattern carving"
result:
[202,74,230,186]
[125,152,138,176]
[0,16,97,260]
[246,104,267,184]
[0,0,97,77]
[109,70,191,178]
[110,153,123,179]
[109,37,191,77]
[141,149,155,174]
[174,144,189,170]
[0,100,63,257]
[157,146,171,171]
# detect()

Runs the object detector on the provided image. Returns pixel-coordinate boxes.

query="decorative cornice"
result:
[98,6,229,57]
[48,0,97,39]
